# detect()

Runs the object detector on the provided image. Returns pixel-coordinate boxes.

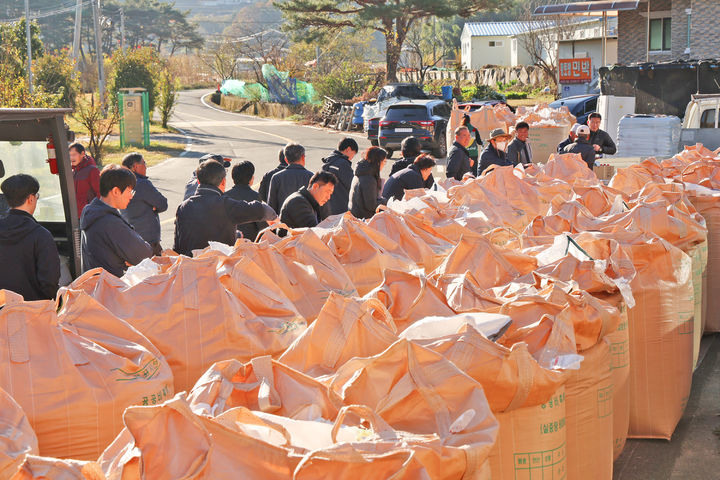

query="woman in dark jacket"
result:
[348,147,387,219]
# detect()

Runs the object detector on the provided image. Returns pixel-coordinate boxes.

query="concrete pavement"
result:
[149,89,370,246]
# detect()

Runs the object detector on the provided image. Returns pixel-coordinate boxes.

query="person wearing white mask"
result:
[478,128,513,175]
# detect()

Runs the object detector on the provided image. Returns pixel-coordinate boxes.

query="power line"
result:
[0,1,91,24]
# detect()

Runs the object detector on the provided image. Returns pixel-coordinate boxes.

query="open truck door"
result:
[0,108,81,280]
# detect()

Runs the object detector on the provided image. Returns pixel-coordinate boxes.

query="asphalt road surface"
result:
[149,89,371,247]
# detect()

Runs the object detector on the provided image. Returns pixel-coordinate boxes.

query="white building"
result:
[461,18,618,72]
[460,22,542,69]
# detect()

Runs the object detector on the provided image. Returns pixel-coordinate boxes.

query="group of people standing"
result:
[0,109,618,301]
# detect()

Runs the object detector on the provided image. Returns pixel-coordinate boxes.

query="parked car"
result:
[376,83,429,103]
[366,117,380,146]
[378,100,451,158]
[549,94,599,125]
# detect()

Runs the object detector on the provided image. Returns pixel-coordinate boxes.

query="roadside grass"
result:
[101,139,186,167]
[67,116,178,137]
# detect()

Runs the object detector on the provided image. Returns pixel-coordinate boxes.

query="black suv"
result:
[378,100,451,158]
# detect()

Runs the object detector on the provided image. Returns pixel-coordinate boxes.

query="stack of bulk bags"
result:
[367,211,440,272]
[69,255,305,393]
[314,213,418,296]
[0,289,174,460]
[187,356,337,420]
[574,232,694,439]
[0,387,38,477]
[400,316,571,480]
[279,294,398,381]
[233,229,358,320]
[327,339,499,478]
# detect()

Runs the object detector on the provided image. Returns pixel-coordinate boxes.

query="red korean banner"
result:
[559,58,592,84]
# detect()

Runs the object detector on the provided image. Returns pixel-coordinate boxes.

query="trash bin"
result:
[352,102,366,126]
[441,85,453,101]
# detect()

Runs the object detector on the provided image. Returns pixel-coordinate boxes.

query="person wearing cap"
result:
[445,126,473,181]
[174,160,277,256]
[587,113,617,156]
[558,123,581,153]
[478,128,513,175]
[258,149,287,203]
[183,154,231,201]
[267,143,313,215]
[506,121,533,166]
[462,114,483,168]
[562,125,596,168]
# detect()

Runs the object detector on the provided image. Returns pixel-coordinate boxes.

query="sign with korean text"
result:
[559,58,592,84]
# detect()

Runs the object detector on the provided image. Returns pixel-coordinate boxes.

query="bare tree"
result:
[223,27,289,90]
[201,40,241,82]
[517,0,579,88]
[74,93,119,166]
[400,19,459,86]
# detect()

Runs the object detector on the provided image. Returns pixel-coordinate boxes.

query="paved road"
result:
[148,89,371,247]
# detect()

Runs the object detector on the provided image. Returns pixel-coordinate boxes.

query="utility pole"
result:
[120,8,125,51]
[432,17,436,65]
[72,0,83,59]
[92,0,106,106]
[24,0,33,96]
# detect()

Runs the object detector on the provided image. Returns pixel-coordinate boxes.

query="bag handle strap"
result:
[256,223,298,243]
[505,343,534,412]
[216,407,293,447]
[330,404,395,443]
[250,356,282,413]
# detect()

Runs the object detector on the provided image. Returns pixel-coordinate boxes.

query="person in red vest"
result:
[69,142,100,218]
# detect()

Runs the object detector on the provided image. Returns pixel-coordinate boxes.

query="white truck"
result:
[679,94,720,151]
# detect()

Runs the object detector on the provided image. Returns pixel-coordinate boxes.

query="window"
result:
[584,98,598,115]
[431,103,451,118]
[700,109,716,129]
[489,40,503,47]
[649,17,671,52]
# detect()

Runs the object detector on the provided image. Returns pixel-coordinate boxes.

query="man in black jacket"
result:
[81,165,154,277]
[587,113,617,156]
[267,143,313,214]
[280,171,337,229]
[382,154,436,201]
[120,153,168,255]
[258,149,286,203]
[0,174,60,300]
[445,126,473,180]
[183,154,231,201]
[174,160,277,256]
[562,125,597,168]
[557,123,580,153]
[478,128,513,175]
[321,137,358,215]
[506,121,533,166]
[224,161,268,242]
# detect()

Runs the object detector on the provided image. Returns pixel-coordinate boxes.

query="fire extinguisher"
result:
[46,136,59,175]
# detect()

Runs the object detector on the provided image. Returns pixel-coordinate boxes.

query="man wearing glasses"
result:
[0,174,60,299]
[80,165,153,277]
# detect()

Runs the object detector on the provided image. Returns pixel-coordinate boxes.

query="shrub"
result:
[312,62,370,101]
[34,50,81,108]
[108,47,160,113]
[459,85,504,102]
[157,68,179,128]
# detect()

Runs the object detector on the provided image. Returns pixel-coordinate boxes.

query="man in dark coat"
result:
[280,171,337,229]
[69,142,100,218]
[81,165,154,277]
[0,174,60,300]
[321,137,358,215]
[382,154,436,201]
[463,114,483,167]
[562,125,597,168]
[390,136,433,189]
[557,123,581,153]
[478,128,513,175]
[258,149,286,203]
[120,153,168,256]
[506,121,533,166]
[174,160,277,256]
[445,126,473,181]
[224,160,268,242]
[587,112,617,156]
[268,143,313,214]
[183,154,231,201]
